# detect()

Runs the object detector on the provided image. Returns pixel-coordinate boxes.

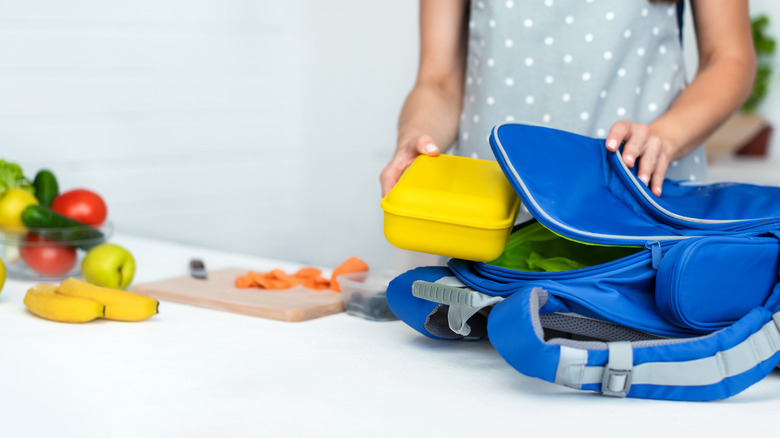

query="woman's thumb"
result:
[415,135,440,156]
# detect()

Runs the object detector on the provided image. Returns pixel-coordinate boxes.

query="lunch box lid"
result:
[380,154,521,230]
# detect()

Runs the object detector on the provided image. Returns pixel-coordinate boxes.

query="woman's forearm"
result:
[379,0,468,196]
[651,0,755,161]
[397,80,464,154]
[396,0,468,154]
[650,54,756,161]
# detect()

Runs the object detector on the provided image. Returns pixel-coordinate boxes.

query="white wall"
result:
[295,3,430,270]
[5,1,780,273]
[0,1,420,271]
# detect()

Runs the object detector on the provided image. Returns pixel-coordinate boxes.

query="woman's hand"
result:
[605,120,674,197]
[601,1,754,198]
[380,0,468,197]
[380,134,440,197]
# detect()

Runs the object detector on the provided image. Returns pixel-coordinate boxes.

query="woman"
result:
[380,0,755,198]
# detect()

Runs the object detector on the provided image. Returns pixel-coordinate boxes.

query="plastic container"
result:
[380,154,520,262]
[337,271,399,321]
[0,222,112,281]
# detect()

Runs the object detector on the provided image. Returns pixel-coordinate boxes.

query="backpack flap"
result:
[607,148,780,234]
[489,123,780,246]
[608,148,780,231]
[490,123,687,247]
[655,233,780,332]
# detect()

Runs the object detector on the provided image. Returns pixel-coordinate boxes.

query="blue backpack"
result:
[386,123,780,401]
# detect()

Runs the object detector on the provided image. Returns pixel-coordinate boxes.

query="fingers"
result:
[649,154,669,197]
[380,135,440,197]
[635,136,669,196]
[635,136,661,186]
[379,161,403,197]
[605,120,630,152]
[606,121,650,168]
[606,120,670,196]
[415,135,440,156]
[620,124,650,168]
[379,152,415,197]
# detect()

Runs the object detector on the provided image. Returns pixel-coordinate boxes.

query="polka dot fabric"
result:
[458,0,706,182]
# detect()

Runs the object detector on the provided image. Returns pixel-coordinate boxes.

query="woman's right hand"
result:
[380,0,469,197]
[379,134,440,197]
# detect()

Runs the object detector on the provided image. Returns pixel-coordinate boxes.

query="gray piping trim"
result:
[575,313,780,388]
[602,342,633,397]
[614,148,748,224]
[492,123,695,242]
[528,287,549,344]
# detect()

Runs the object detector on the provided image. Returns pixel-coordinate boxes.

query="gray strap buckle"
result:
[601,342,634,397]
[412,280,503,337]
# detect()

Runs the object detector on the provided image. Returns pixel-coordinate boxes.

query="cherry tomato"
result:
[51,189,107,226]
[20,234,77,276]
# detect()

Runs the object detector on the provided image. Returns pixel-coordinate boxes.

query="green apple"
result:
[81,243,136,289]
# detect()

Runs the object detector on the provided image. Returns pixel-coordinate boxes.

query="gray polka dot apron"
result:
[457,0,707,182]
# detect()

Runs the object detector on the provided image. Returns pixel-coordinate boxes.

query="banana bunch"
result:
[24,278,158,323]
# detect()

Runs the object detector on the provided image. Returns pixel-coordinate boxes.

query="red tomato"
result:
[51,189,108,226]
[20,234,78,276]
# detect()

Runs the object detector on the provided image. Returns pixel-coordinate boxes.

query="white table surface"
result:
[2,233,780,438]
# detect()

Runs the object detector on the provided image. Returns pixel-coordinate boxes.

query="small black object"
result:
[345,291,398,321]
[189,259,207,280]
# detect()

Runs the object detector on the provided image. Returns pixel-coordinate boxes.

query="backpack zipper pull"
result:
[645,241,662,269]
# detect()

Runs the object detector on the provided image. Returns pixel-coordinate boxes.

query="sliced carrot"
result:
[235,256,369,292]
[300,278,324,290]
[268,269,289,280]
[295,267,323,278]
[330,257,369,291]
[235,276,254,289]
[245,271,266,289]
[274,278,295,289]
[286,276,305,287]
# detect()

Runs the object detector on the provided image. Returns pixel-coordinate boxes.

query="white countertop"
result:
[2,234,780,438]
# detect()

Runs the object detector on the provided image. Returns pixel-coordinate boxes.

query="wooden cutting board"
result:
[131,268,345,322]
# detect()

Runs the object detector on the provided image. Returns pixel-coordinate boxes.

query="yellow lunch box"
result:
[380,154,521,262]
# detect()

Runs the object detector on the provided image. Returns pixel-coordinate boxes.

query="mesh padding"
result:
[540,312,666,342]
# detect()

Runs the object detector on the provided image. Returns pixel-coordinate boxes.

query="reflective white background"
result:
[2,0,778,271]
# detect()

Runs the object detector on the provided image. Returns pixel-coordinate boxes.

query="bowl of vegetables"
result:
[0,160,111,281]
[1,224,112,281]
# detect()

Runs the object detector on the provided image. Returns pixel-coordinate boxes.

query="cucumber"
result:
[33,169,59,207]
[21,205,105,250]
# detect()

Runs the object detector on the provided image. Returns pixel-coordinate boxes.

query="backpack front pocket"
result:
[655,234,780,332]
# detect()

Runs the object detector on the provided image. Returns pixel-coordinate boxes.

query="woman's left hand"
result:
[605,120,674,197]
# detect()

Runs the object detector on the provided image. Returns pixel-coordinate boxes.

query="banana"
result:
[57,278,158,322]
[24,284,105,323]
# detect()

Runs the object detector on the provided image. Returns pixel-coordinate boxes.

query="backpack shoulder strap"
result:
[488,286,780,401]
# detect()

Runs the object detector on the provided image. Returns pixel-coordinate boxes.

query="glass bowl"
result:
[337,270,399,322]
[0,221,112,281]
